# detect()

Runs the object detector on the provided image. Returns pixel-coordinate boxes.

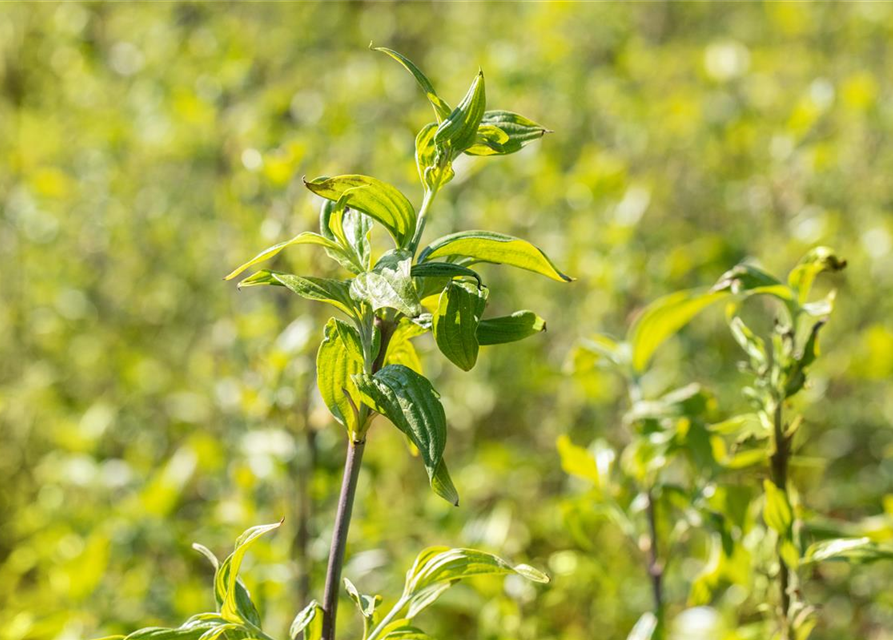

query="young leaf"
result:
[787,246,846,305]
[239,271,357,318]
[432,281,488,371]
[762,480,793,537]
[320,199,373,273]
[628,288,728,373]
[224,232,344,281]
[351,250,422,317]
[401,546,549,619]
[380,626,436,640]
[419,230,572,282]
[343,577,381,624]
[415,123,455,192]
[317,318,366,437]
[476,310,546,345]
[216,522,282,624]
[465,110,550,156]
[384,318,428,374]
[729,316,767,365]
[289,600,323,640]
[353,365,455,504]
[373,46,452,121]
[304,175,416,248]
[434,70,486,158]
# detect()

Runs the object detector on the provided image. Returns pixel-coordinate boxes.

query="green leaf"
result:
[344,578,381,624]
[239,271,357,318]
[477,310,546,345]
[802,537,893,565]
[788,246,846,305]
[289,600,323,640]
[729,316,767,365]
[381,626,436,640]
[784,319,826,398]
[465,110,550,156]
[192,543,220,571]
[224,232,344,281]
[304,175,416,248]
[384,318,427,374]
[216,521,282,624]
[317,318,365,437]
[353,365,455,504]
[320,198,373,273]
[430,458,459,508]
[763,480,793,537]
[410,262,482,287]
[713,263,795,307]
[351,250,422,317]
[415,123,455,192]
[123,620,223,640]
[629,288,728,373]
[373,47,452,121]
[432,281,488,371]
[434,70,486,158]
[420,230,572,282]
[401,546,549,619]
[557,435,601,486]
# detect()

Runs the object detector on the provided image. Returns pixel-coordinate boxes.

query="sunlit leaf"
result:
[802,537,893,565]
[432,281,488,371]
[466,111,550,156]
[787,246,847,305]
[420,230,572,282]
[317,318,365,436]
[434,70,486,158]
[626,612,658,640]
[763,480,793,537]
[216,522,282,624]
[224,232,343,281]
[384,318,427,374]
[239,271,357,318]
[304,175,416,248]
[320,198,373,273]
[343,578,381,625]
[415,123,454,192]
[373,46,452,121]
[351,250,422,317]
[629,288,728,372]
[289,600,323,640]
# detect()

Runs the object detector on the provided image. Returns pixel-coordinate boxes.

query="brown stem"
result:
[294,425,317,606]
[645,488,664,617]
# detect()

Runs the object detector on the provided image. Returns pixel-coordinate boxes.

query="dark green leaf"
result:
[410,262,482,287]
[432,281,488,371]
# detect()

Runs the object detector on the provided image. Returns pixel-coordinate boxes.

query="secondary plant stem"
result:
[770,400,792,639]
[409,188,437,256]
[645,488,664,616]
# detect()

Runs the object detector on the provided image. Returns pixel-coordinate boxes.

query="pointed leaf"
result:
[289,600,323,640]
[225,232,344,281]
[239,271,357,318]
[465,110,550,156]
[353,365,454,504]
[434,71,486,158]
[305,175,416,248]
[411,262,482,287]
[629,288,728,372]
[432,281,488,371]
[373,47,452,121]
[626,612,658,640]
[420,231,571,282]
[803,537,893,565]
[351,250,422,317]
[476,310,545,346]
[216,522,281,624]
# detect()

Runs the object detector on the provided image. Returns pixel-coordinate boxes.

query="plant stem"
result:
[408,188,437,256]
[366,596,408,640]
[320,319,395,640]
[645,488,664,617]
[770,400,792,638]
[321,439,365,640]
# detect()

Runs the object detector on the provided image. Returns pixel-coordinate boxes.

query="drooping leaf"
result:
[762,480,793,537]
[373,46,452,121]
[432,281,488,371]
[415,123,454,192]
[239,271,357,318]
[351,250,422,317]
[420,230,572,282]
[216,522,282,624]
[787,246,846,305]
[304,175,416,248]
[802,537,893,565]
[465,110,550,156]
[430,458,459,508]
[289,600,323,640]
[353,365,455,504]
[317,318,366,436]
[224,232,344,281]
[476,310,545,345]
[434,70,486,158]
[401,546,549,619]
[629,288,728,373]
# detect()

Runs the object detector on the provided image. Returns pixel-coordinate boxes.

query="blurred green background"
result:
[2,2,893,640]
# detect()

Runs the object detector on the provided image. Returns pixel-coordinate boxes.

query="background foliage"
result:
[2,3,893,640]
